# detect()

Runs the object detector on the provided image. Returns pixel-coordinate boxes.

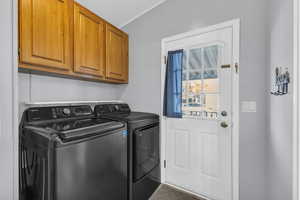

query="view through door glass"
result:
[182,45,222,120]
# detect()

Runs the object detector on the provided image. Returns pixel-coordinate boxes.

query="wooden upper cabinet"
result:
[73,3,105,77]
[106,24,128,82]
[19,0,73,71]
[19,0,129,83]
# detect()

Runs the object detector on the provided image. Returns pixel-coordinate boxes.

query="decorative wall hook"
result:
[271,67,290,96]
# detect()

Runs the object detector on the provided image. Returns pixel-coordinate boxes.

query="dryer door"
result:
[133,123,159,182]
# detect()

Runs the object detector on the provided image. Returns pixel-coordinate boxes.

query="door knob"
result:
[220,121,229,128]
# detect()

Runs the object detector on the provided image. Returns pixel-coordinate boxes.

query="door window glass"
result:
[182,45,221,120]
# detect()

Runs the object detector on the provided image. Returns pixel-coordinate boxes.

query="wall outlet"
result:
[241,101,257,113]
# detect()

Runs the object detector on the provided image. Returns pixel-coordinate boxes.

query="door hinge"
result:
[164,160,167,168]
[18,48,21,56]
[164,56,167,65]
[235,62,239,73]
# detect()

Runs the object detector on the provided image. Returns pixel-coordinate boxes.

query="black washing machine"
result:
[19,105,128,200]
[94,103,161,200]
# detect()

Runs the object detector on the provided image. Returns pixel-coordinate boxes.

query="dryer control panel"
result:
[94,104,131,116]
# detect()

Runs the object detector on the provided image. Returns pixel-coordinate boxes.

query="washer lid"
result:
[33,118,113,132]
[59,120,125,142]
[26,118,125,142]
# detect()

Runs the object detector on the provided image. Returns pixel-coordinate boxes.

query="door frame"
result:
[160,19,240,200]
[0,0,19,199]
[13,0,19,199]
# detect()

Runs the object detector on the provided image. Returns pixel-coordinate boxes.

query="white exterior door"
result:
[163,26,234,200]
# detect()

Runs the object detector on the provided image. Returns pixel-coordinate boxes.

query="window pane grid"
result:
[182,45,220,120]
[182,68,218,73]
[183,92,220,96]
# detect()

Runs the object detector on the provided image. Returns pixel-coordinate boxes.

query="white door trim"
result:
[13,0,19,199]
[0,0,19,199]
[160,19,240,200]
[293,0,299,199]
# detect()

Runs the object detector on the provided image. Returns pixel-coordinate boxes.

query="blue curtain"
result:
[163,50,183,118]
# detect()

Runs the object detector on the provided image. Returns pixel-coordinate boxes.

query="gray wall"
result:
[0,0,15,199]
[19,73,122,103]
[267,0,293,199]
[18,73,123,118]
[120,0,270,199]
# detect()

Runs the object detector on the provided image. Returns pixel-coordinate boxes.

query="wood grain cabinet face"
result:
[106,25,128,82]
[74,3,105,77]
[19,0,73,71]
[19,0,129,84]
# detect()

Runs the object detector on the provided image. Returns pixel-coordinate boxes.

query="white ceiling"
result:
[76,0,167,28]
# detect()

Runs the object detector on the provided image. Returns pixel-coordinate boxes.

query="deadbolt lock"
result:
[221,111,227,117]
[220,122,229,128]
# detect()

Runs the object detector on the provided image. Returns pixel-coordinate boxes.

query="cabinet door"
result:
[74,3,105,77]
[106,25,128,82]
[19,0,73,71]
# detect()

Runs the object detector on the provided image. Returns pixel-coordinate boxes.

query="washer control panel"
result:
[27,105,93,122]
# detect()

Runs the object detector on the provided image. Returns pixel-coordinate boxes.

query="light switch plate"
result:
[241,101,257,113]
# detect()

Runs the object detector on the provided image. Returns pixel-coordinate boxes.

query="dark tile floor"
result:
[149,185,206,200]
